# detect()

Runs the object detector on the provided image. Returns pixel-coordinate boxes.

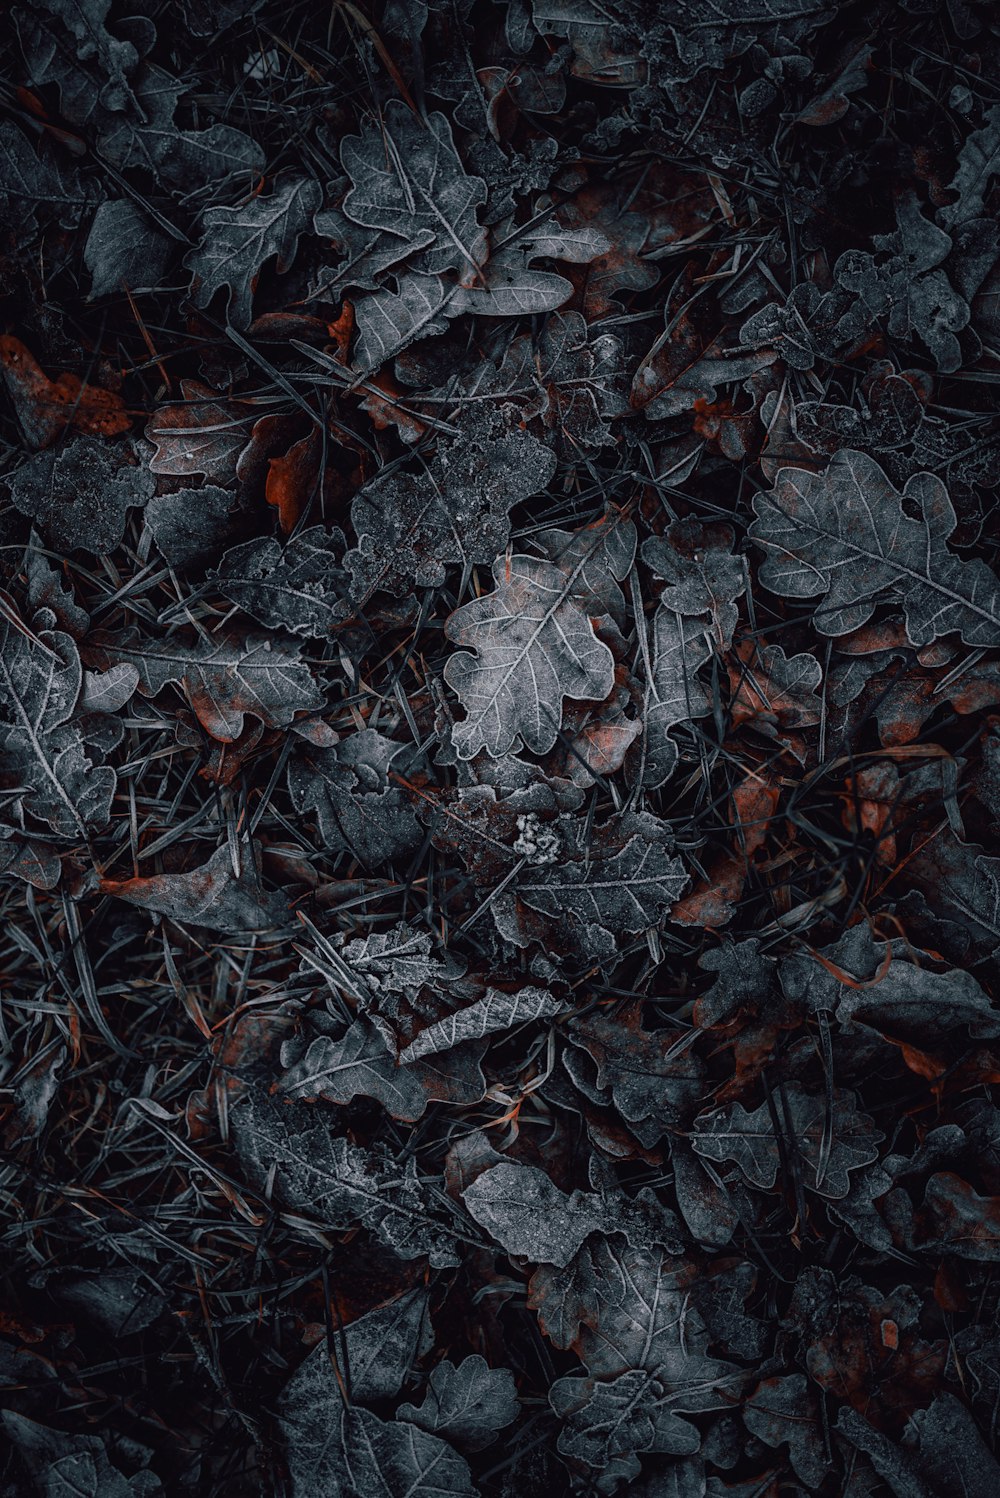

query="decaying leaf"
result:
[345,414,556,601]
[85,628,323,741]
[100,842,289,931]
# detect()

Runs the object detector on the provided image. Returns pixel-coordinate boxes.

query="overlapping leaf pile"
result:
[2,2,1000,1495]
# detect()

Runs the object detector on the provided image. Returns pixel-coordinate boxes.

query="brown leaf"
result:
[0,335,130,449]
[100,842,291,931]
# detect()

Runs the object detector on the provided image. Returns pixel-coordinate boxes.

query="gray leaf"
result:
[345,416,556,601]
[550,1370,700,1477]
[215,527,349,637]
[279,1289,430,1408]
[99,842,290,932]
[145,485,237,570]
[186,175,321,326]
[85,628,323,741]
[287,730,422,868]
[691,1084,882,1199]
[85,199,171,297]
[448,249,573,317]
[518,817,688,937]
[400,985,562,1062]
[643,609,712,788]
[281,1407,477,1498]
[353,272,453,372]
[444,512,635,759]
[279,1016,487,1121]
[461,1161,603,1265]
[940,105,1000,228]
[233,1090,460,1263]
[342,923,445,1003]
[0,121,97,235]
[1,1410,160,1498]
[9,437,155,554]
[750,449,1000,645]
[341,99,487,277]
[0,622,115,835]
[399,1356,519,1451]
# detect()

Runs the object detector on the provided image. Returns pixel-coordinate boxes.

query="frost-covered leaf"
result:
[401,985,562,1062]
[750,449,1000,645]
[833,959,1000,1046]
[531,1233,737,1398]
[516,812,688,939]
[8,437,154,553]
[462,1161,603,1265]
[908,840,1000,957]
[399,1356,519,1452]
[727,639,822,734]
[635,344,775,422]
[280,1290,430,1411]
[233,1089,460,1263]
[20,0,141,118]
[352,272,453,372]
[186,175,321,326]
[941,105,1000,227]
[919,1173,1000,1262]
[908,1392,1000,1498]
[0,620,115,835]
[85,628,322,741]
[341,99,487,277]
[1,1409,160,1498]
[215,527,349,637]
[351,219,608,370]
[287,729,422,868]
[0,120,98,235]
[145,486,237,570]
[97,63,264,188]
[79,663,139,714]
[744,1374,828,1488]
[346,414,555,601]
[100,842,289,932]
[144,382,252,483]
[279,1017,431,1118]
[642,522,747,649]
[341,924,445,1003]
[550,1369,701,1479]
[566,999,704,1141]
[691,1085,882,1199]
[279,1016,486,1120]
[833,194,969,372]
[84,199,171,297]
[449,312,628,452]
[279,1406,477,1498]
[643,609,712,788]
[449,251,574,316]
[444,511,635,758]
[312,174,416,294]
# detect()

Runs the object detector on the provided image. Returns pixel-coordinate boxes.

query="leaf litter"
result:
[2,3,1000,1497]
